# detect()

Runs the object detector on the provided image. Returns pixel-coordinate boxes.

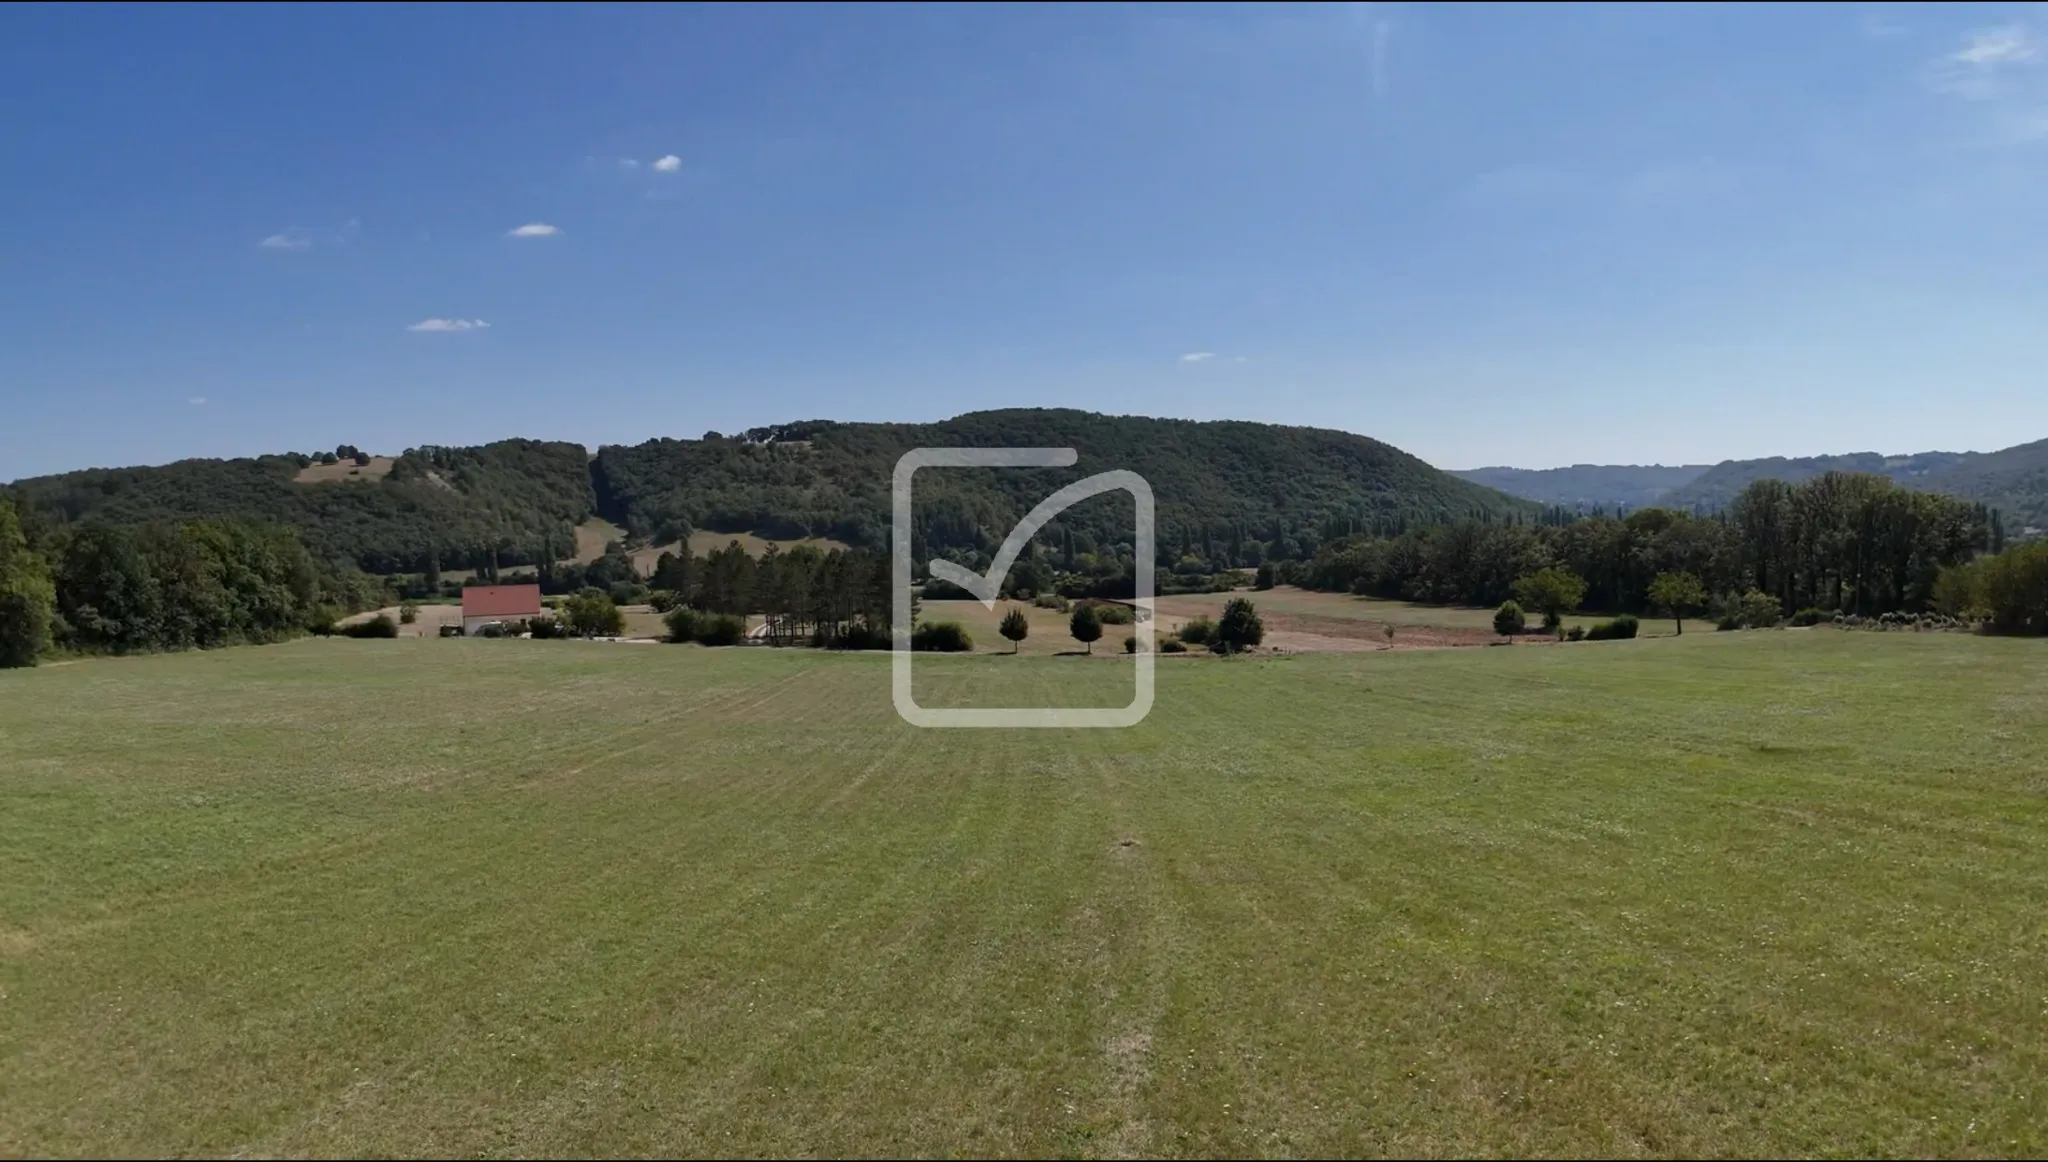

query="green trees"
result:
[1215,597,1264,653]
[1493,600,1526,637]
[7,438,594,575]
[999,607,1030,653]
[1935,543,2048,634]
[0,500,55,667]
[1069,603,1103,654]
[651,547,698,600]
[1646,571,1706,636]
[1295,472,1983,623]
[1512,566,1588,637]
[563,592,625,637]
[1254,562,1275,590]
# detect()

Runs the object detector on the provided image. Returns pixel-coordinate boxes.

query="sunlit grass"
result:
[3,631,2046,1156]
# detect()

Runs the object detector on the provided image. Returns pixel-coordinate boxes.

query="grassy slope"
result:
[4,634,2047,1156]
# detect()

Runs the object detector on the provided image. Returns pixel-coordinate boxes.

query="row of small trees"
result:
[990,598,1266,655]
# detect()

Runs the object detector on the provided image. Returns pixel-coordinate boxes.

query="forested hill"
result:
[1659,451,1971,512]
[3,410,1535,572]
[1,440,595,573]
[591,409,1538,559]
[1658,443,2048,534]
[1449,464,1712,510]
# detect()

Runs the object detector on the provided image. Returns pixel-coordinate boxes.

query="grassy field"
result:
[4,633,2048,1156]
[1158,586,1694,650]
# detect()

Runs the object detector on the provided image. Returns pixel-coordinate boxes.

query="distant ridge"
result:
[1449,464,1712,510]
[2,409,1536,573]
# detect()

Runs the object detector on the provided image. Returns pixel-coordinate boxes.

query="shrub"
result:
[1178,615,1216,645]
[1566,625,1586,642]
[564,592,626,637]
[1737,589,1782,629]
[1032,592,1070,612]
[1159,637,1188,653]
[1123,633,1137,653]
[1583,615,1639,641]
[306,605,341,636]
[696,613,747,646]
[647,589,680,614]
[1791,607,1828,627]
[1717,615,1741,631]
[342,613,399,639]
[1080,600,1133,625]
[527,615,564,639]
[912,620,974,652]
[1493,600,1526,637]
[1253,562,1275,591]
[817,621,891,650]
[1215,597,1264,653]
[664,606,701,643]
[398,602,419,625]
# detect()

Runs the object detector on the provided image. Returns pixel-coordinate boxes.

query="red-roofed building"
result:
[460,584,543,636]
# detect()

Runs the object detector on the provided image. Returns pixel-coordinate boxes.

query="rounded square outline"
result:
[892,447,1154,728]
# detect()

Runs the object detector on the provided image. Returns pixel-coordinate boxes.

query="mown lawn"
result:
[3,631,2046,1157]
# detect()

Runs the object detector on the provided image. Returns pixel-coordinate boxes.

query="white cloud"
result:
[188,397,207,406]
[507,222,560,237]
[1926,25,2041,99]
[1180,352,1216,363]
[653,154,682,172]
[620,158,641,170]
[1954,25,2037,66]
[407,318,491,333]
[260,232,311,250]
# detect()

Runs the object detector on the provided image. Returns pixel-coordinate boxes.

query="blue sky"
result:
[4,2,2047,480]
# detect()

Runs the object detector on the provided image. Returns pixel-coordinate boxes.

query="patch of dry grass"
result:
[291,457,394,485]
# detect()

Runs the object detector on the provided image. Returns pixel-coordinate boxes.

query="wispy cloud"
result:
[258,220,358,251]
[1858,10,1910,38]
[1925,24,2040,99]
[407,318,490,333]
[620,158,640,170]
[1179,352,1216,363]
[188,397,207,406]
[507,222,560,237]
[1954,25,2036,66]
[652,154,682,172]
[1921,23,2048,146]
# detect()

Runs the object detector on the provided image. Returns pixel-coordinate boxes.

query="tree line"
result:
[0,498,391,666]
[651,541,900,647]
[1283,472,1991,620]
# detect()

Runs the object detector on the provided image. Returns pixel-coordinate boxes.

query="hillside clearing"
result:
[4,633,2047,1155]
[290,456,394,485]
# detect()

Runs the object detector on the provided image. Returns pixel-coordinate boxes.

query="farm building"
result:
[460,584,543,636]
